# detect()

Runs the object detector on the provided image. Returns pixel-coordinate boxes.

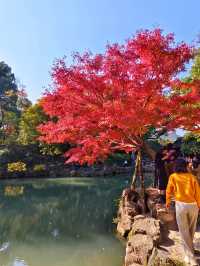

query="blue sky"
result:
[0,0,199,103]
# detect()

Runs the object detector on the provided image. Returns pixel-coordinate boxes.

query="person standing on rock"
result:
[143,142,178,202]
[166,158,200,266]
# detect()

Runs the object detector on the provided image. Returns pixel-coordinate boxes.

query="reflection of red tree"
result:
[38,29,200,187]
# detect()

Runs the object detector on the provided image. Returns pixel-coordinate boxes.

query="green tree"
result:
[191,49,200,80]
[16,82,32,111]
[18,103,67,155]
[0,61,18,118]
[0,61,20,142]
[0,61,17,95]
[18,103,48,145]
[0,111,20,144]
[0,62,33,144]
[180,48,200,155]
[181,133,200,155]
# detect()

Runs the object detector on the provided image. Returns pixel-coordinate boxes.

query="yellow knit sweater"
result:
[166,172,200,208]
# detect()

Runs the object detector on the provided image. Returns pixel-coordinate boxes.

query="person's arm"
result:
[166,175,175,208]
[143,141,156,161]
[193,177,200,208]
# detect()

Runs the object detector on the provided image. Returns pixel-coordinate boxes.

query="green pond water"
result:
[0,177,129,266]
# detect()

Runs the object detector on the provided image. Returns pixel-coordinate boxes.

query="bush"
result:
[33,164,46,172]
[7,162,27,172]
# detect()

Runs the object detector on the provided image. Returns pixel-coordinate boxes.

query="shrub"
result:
[33,164,46,172]
[7,161,27,172]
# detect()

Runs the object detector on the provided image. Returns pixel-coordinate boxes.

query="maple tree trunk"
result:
[138,150,146,213]
[131,151,140,189]
[131,150,146,213]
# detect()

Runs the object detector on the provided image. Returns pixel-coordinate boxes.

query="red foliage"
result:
[38,29,200,164]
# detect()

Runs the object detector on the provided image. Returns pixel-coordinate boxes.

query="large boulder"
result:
[129,215,161,245]
[146,187,178,231]
[116,188,143,237]
[123,215,186,266]
[125,234,154,266]
[147,248,183,266]
[124,215,163,266]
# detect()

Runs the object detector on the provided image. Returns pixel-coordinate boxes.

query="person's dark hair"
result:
[165,143,174,151]
[174,158,188,173]
[192,156,200,169]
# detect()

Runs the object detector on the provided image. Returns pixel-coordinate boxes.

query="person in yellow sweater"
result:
[166,158,200,265]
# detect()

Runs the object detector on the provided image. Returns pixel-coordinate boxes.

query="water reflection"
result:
[12,258,28,266]
[0,177,127,266]
[4,186,24,196]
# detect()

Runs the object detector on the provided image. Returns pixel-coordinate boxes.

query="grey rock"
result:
[147,248,182,266]
[125,234,154,265]
[129,216,161,245]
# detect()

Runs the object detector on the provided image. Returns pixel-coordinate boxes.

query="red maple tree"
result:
[38,29,200,189]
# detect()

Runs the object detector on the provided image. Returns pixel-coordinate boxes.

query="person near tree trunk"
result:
[143,142,179,202]
[166,158,200,266]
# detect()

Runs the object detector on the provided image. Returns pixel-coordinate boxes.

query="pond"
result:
[0,177,130,266]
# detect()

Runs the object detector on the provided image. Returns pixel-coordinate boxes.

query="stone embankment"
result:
[116,188,200,266]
